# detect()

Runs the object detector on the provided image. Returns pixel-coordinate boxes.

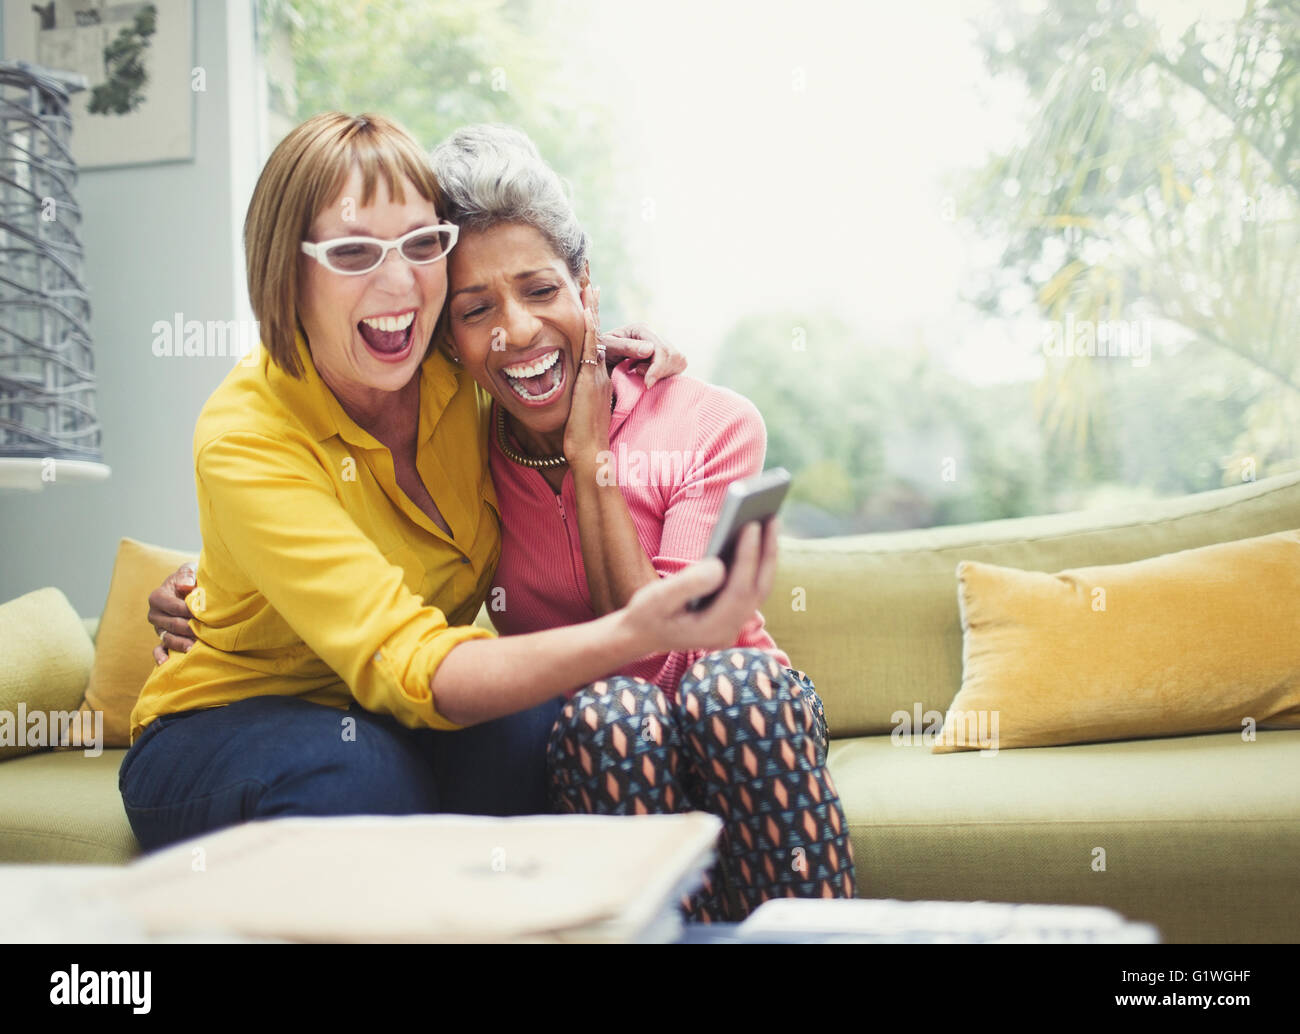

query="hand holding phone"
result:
[687,467,791,612]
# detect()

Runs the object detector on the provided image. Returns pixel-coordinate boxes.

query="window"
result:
[257,0,1299,535]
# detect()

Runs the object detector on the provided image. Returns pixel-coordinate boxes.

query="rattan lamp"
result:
[0,60,109,493]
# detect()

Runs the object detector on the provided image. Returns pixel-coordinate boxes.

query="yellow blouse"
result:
[129,331,500,742]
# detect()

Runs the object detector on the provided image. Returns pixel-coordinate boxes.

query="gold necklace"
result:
[495,392,617,469]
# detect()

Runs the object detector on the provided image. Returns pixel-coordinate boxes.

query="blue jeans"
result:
[118,694,567,853]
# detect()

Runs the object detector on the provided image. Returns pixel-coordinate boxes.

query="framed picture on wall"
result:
[2,0,195,168]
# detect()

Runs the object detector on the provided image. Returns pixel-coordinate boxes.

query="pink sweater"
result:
[488,358,791,700]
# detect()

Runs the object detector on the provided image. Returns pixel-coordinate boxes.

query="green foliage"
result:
[710,299,1271,536]
[958,0,1300,484]
[87,3,156,115]
[710,314,1051,535]
[715,1,1300,535]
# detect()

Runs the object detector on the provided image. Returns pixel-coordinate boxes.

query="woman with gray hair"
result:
[430,123,856,922]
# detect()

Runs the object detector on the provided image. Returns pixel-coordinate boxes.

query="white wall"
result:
[0,0,263,617]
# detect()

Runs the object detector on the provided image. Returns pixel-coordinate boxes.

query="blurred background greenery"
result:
[256,0,1299,536]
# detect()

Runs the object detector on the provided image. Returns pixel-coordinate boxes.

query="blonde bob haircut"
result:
[244,111,445,379]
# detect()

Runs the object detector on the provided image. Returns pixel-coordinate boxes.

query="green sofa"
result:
[3,471,1299,943]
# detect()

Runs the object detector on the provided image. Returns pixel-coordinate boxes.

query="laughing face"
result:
[445,221,588,450]
[297,167,448,425]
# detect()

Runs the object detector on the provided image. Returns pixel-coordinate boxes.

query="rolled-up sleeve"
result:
[195,429,492,731]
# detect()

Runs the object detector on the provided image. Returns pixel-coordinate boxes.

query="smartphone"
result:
[686,467,791,612]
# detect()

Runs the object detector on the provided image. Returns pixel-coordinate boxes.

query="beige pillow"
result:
[75,538,198,748]
[0,588,95,761]
[935,529,1300,753]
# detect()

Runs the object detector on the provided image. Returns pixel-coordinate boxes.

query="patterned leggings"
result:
[545,648,857,923]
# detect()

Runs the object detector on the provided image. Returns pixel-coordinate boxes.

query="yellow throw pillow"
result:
[76,538,198,748]
[935,529,1300,753]
[0,588,95,760]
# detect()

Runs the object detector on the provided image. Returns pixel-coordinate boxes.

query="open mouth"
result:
[357,309,416,361]
[500,348,566,405]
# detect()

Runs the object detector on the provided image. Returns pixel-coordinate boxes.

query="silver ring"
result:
[157,627,166,641]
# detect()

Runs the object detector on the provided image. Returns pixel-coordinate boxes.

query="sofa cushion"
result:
[6,724,1296,943]
[0,587,95,761]
[938,529,1300,751]
[0,749,138,863]
[765,469,1300,737]
[79,538,198,748]
[826,728,1300,944]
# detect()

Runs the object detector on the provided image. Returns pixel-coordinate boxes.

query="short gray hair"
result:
[429,124,588,278]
